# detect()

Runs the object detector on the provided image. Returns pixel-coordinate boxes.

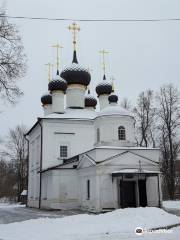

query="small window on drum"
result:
[118,126,126,140]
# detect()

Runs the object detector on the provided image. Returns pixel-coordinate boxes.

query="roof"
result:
[21,190,27,196]
[42,108,97,120]
[112,169,160,174]
[96,146,160,150]
[98,105,133,118]
[26,105,134,135]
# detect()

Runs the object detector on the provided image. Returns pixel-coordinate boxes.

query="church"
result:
[26,23,162,212]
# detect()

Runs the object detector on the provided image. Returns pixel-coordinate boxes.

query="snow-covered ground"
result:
[0,207,180,240]
[0,203,25,209]
[163,201,180,210]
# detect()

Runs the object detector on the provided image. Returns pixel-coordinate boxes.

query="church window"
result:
[87,180,90,200]
[97,128,100,142]
[60,146,68,158]
[118,126,126,140]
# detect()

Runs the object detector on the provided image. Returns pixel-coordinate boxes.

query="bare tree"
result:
[0,157,18,200]
[133,90,156,147]
[156,84,180,199]
[0,8,26,103]
[4,124,28,201]
[121,98,131,110]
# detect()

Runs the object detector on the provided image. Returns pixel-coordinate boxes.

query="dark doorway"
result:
[138,180,147,207]
[120,181,136,208]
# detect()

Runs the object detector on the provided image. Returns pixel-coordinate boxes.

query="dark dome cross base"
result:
[85,95,97,108]
[96,82,112,97]
[108,94,118,103]
[61,65,91,86]
[48,79,67,93]
[41,94,52,105]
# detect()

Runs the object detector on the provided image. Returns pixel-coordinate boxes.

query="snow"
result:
[163,201,180,210]
[42,108,97,120]
[0,203,25,209]
[112,169,160,174]
[98,105,133,117]
[96,145,160,150]
[21,190,27,196]
[0,207,180,240]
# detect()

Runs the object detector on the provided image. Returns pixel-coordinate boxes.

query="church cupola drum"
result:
[60,22,91,109]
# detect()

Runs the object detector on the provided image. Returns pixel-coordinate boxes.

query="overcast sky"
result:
[0,0,180,137]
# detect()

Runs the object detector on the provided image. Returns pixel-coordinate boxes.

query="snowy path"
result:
[163,201,180,217]
[0,206,180,240]
[0,204,82,224]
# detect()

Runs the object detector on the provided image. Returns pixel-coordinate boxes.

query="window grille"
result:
[118,126,126,140]
[60,146,68,158]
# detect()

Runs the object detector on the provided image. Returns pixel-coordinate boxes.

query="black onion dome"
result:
[41,93,52,105]
[108,93,118,103]
[48,75,67,93]
[60,51,90,86]
[60,63,90,86]
[85,94,97,108]
[96,79,112,97]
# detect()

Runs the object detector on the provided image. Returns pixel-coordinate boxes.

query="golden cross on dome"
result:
[99,49,109,76]
[68,22,80,51]
[52,43,63,74]
[45,63,53,82]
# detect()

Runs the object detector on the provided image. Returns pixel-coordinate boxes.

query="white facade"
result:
[27,102,162,211]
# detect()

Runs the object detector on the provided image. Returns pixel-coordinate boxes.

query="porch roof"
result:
[112,169,161,177]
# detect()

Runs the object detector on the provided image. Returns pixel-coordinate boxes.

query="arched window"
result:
[118,126,126,140]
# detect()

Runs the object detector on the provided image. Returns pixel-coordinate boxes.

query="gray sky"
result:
[0,0,180,136]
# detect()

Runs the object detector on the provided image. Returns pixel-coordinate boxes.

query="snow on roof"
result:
[98,105,133,117]
[96,146,160,150]
[42,108,97,120]
[112,169,160,174]
[41,105,133,120]
[21,190,27,196]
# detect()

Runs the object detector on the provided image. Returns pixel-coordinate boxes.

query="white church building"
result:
[26,23,162,212]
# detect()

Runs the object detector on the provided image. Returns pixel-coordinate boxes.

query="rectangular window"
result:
[60,146,68,158]
[87,180,90,200]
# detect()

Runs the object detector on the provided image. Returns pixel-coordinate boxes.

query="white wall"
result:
[41,169,79,209]
[95,115,136,147]
[146,176,159,206]
[42,119,95,169]
[66,85,86,109]
[27,125,41,208]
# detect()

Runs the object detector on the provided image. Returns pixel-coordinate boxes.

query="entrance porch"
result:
[112,169,161,208]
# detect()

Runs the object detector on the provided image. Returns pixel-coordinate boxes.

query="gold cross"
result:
[45,63,53,82]
[52,43,63,73]
[68,22,80,50]
[99,49,109,76]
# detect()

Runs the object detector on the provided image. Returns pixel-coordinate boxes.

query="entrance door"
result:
[138,180,147,207]
[120,181,136,208]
